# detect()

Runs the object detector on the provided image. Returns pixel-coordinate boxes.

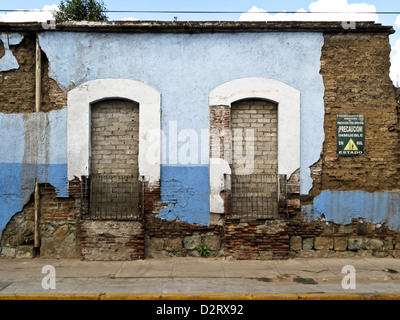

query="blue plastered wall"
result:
[38,31,325,226]
[0,110,68,239]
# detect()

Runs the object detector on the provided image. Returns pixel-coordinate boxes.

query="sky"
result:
[0,0,399,85]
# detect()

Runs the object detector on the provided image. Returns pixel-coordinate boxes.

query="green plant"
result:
[55,0,108,21]
[197,245,211,257]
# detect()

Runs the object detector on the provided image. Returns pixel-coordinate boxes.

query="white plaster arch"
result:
[67,78,161,187]
[209,77,300,213]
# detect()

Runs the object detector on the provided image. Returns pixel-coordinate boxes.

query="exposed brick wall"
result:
[229,99,280,218]
[225,219,289,260]
[41,53,67,112]
[0,33,35,113]
[1,184,80,259]
[40,184,77,222]
[89,99,141,219]
[0,33,68,113]
[290,32,400,258]
[310,32,400,196]
[210,105,231,161]
[224,201,295,260]
[2,28,399,261]
[0,37,5,58]
[68,177,85,199]
[39,185,80,258]
[78,220,144,261]
[90,99,139,175]
[231,99,278,175]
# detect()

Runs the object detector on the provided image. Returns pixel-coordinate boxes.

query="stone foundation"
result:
[145,213,223,258]
[288,217,400,258]
[0,184,80,259]
[78,220,144,261]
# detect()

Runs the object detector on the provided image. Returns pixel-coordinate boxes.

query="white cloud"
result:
[239,0,378,22]
[390,36,400,87]
[0,5,58,23]
[239,1,400,84]
[119,17,139,21]
[393,15,400,86]
[396,15,400,28]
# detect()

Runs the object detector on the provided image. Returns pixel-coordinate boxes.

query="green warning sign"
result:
[337,114,365,156]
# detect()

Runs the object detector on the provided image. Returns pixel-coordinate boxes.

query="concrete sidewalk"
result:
[1,257,400,299]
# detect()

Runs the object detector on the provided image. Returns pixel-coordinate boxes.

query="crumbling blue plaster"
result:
[0,33,24,71]
[39,31,324,194]
[38,31,325,225]
[0,109,68,240]
[302,191,400,231]
[0,163,67,237]
[158,166,209,226]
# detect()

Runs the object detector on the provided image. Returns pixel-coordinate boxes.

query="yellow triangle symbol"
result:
[344,139,358,151]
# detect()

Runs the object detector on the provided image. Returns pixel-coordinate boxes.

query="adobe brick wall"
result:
[223,201,297,260]
[0,33,73,258]
[292,32,400,258]
[309,32,400,197]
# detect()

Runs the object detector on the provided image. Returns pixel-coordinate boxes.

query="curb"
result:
[1,293,400,300]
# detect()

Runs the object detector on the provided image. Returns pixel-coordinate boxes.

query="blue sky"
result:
[1,0,400,85]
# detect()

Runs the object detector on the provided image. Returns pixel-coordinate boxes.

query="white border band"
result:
[67,78,161,187]
[209,77,300,213]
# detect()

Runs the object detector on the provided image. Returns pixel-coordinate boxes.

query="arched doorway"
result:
[90,99,140,219]
[230,98,278,218]
[209,77,300,215]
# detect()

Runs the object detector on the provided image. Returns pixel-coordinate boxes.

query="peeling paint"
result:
[302,190,400,231]
[0,109,68,239]
[39,31,325,195]
[37,31,325,225]
[159,166,209,226]
[0,33,24,71]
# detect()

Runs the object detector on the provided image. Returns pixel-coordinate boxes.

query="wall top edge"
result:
[0,21,394,34]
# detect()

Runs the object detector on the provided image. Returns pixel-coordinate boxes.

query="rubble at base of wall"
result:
[144,212,224,258]
[3,184,400,260]
[288,217,400,259]
[0,184,80,259]
[79,220,145,261]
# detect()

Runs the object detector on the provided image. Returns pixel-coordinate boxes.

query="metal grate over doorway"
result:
[226,174,287,219]
[88,174,141,220]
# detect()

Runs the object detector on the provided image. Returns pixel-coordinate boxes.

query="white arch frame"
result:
[67,79,161,188]
[209,77,300,213]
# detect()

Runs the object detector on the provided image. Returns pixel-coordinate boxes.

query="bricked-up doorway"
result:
[229,99,280,219]
[90,99,140,219]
